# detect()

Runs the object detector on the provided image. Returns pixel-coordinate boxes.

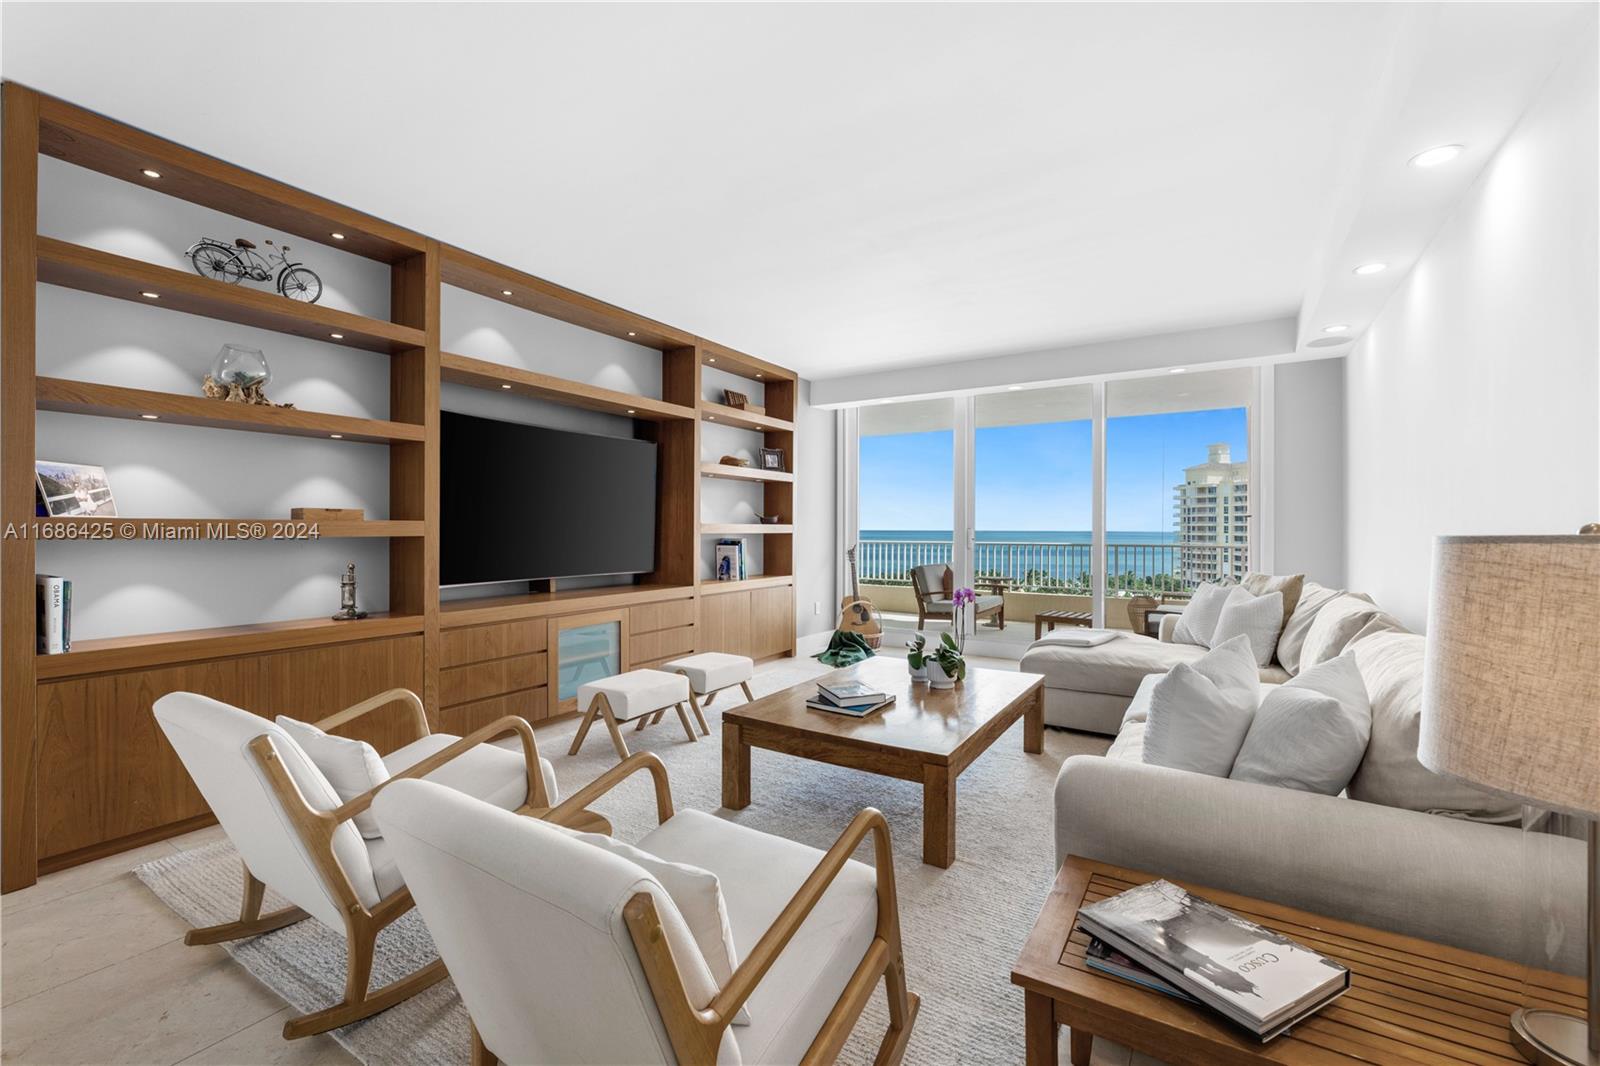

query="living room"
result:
[2,4,1597,1066]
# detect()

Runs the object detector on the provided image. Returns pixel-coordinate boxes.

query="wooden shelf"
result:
[440,353,696,421]
[38,96,426,264]
[699,402,794,433]
[34,613,424,681]
[440,583,695,629]
[699,575,794,595]
[699,462,794,484]
[35,516,423,540]
[441,245,697,352]
[37,378,426,444]
[701,523,793,535]
[37,238,426,354]
[699,341,796,384]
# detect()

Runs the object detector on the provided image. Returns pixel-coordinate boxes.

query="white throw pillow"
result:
[276,716,390,838]
[573,830,752,1026]
[1142,635,1260,776]
[1229,652,1373,795]
[1170,582,1241,647]
[1211,590,1284,667]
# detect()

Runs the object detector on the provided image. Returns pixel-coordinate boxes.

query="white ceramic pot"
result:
[909,660,928,682]
[925,658,959,689]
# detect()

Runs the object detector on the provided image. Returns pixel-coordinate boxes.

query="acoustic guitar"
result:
[837,545,884,649]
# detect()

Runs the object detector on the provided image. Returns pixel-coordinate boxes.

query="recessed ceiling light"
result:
[139,291,159,299]
[1168,367,1187,375]
[329,333,344,340]
[1322,324,1351,334]
[1353,262,1387,276]
[1409,144,1465,169]
[141,168,161,179]
[330,232,346,241]
[501,289,513,296]
[329,433,343,440]
[140,413,159,420]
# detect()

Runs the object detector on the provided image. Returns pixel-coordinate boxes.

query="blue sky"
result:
[859,407,1247,532]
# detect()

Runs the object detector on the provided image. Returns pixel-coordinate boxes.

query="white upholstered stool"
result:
[570,669,696,760]
[664,651,755,723]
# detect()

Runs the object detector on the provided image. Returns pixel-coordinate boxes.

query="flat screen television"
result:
[441,411,657,587]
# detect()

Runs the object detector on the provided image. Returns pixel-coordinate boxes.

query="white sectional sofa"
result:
[1046,584,1589,974]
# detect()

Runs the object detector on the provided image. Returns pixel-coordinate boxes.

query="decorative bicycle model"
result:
[185,237,323,303]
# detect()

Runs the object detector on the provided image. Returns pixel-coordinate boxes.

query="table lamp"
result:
[1421,531,1600,1066]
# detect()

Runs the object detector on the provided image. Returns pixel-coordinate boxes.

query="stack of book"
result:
[714,539,747,581]
[1078,880,1349,1042]
[35,574,72,654]
[806,680,896,717]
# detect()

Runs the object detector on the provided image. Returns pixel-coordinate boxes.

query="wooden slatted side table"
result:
[1012,856,1586,1066]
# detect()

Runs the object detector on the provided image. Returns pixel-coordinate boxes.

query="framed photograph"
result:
[35,460,117,517]
[758,447,786,472]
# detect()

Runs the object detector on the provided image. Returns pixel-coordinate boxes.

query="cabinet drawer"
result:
[441,651,547,707]
[442,618,547,667]
[630,624,695,665]
[630,599,695,635]
[437,686,549,736]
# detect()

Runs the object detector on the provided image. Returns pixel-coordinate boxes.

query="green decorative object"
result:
[816,629,874,667]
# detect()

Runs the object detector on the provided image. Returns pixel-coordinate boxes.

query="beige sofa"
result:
[1051,600,1589,974]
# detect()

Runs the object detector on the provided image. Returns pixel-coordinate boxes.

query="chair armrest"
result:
[330,715,549,823]
[545,752,673,827]
[313,688,430,742]
[1053,754,1588,973]
[1158,612,1181,642]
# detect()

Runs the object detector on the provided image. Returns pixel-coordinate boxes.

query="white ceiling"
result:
[0,3,1584,380]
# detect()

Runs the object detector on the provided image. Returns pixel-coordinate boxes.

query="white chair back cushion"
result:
[152,692,381,928]
[373,780,740,1066]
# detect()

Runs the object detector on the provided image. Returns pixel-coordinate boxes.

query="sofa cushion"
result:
[1299,593,1382,669]
[1022,634,1207,697]
[1143,636,1260,777]
[276,715,390,838]
[578,669,691,720]
[1346,631,1521,822]
[1230,652,1371,795]
[1276,582,1345,674]
[641,810,878,1066]
[1171,582,1237,647]
[1242,573,1305,633]
[1212,590,1283,667]
[1106,718,1147,762]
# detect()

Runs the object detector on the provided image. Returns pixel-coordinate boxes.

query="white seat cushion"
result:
[383,734,558,813]
[664,652,754,694]
[927,595,1003,611]
[579,670,691,720]
[641,810,878,1066]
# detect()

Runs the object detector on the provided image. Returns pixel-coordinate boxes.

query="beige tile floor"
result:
[0,649,1153,1066]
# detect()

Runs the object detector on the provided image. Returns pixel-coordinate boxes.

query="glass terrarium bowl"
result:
[211,344,271,388]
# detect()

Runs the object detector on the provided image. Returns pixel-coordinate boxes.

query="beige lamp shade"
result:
[1420,535,1600,818]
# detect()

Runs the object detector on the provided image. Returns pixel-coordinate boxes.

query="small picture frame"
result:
[723,389,749,410]
[758,447,786,472]
[35,460,117,517]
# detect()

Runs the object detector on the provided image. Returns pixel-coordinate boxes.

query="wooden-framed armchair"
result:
[373,753,921,1066]
[909,562,1005,631]
[152,688,599,1041]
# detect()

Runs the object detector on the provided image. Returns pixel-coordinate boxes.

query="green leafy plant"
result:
[930,630,967,681]
[906,632,929,668]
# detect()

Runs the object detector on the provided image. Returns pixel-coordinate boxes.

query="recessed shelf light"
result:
[1007,385,1024,391]
[501,383,512,390]
[140,413,159,420]
[139,291,160,299]
[330,232,346,241]
[329,433,343,440]
[329,333,344,340]
[627,331,636,337]
[141,169,161,179]
[626,409,636,415]
[755,372,763,378]
[502,290,513,296]
[708,415,715,421]
[1322,324,1351,334]
[1353,262,1388,276]
[708,357,716,363]
[1168,367,1187,375]
[1409,144,1465,169]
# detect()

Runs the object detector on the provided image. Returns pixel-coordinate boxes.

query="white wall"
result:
[794,382,837,643]
[1344,37,1599,630]
[1273,358,1346,586]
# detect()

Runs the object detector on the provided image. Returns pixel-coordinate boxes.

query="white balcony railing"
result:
[856,538,1247,594]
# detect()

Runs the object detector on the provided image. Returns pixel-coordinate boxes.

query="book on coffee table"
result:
[1078,879,1349,1041]
[816,680,888,707]
[806,693,896,717]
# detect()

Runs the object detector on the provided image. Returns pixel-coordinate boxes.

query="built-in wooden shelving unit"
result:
[1,82,803,892]
[38,238,427,354]
[36,378,425,443]
[440,352,696,422]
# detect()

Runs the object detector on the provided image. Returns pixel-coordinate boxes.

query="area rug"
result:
[136,658,1110,1064]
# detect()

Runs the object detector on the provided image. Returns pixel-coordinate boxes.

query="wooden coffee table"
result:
[721,656,1045,867]
[1013,856,1585,1065]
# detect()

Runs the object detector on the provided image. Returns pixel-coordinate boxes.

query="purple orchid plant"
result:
[949,586,977,653]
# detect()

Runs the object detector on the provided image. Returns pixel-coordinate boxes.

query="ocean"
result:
[856,529,1185,587]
